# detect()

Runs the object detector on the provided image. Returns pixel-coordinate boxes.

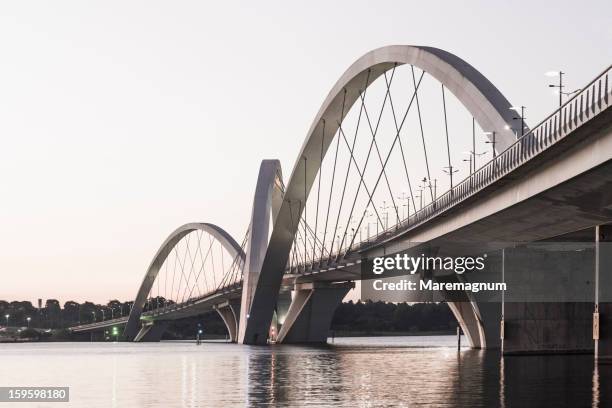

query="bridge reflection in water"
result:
[0,338,610,407]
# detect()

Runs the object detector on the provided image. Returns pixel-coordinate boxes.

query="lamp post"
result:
[5,314,9,327]
[484,131,497,159]
[26,317,31,328]
[546,71,581,108]
[546,71,564,108]
[463,154,473,175]
[420,178,429,207]
[380,201,389,230]
[442,166,458,192]
[91,311,96,322]
[396,192,409,220]
[510,106,526,137]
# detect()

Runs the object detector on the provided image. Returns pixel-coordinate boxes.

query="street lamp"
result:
[442,166,458,191]
[5,314,9,327]
[510,106,526,137]
[484,132,497,158]
[420,178,429,207]
[380,201,389,229]
[463,153,473,175]
[396,192,410,220]
[546,71,580,108]
[546,71,564,108]
[26,317,31,328]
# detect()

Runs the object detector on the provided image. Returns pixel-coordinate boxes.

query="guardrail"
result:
[366,64,612,245]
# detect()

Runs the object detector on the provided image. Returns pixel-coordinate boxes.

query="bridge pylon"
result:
[237,160,285,344]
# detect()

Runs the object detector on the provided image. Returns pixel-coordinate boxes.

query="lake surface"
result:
[0,336,610,407]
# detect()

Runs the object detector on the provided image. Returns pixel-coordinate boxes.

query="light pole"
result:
[26,317,31,328]
[380,201,389,229]
[5,314,9,327]
[510,106,526,137]
[396,192,409,220]
[420,178,428,208]
[546,71,581,108]
[442,166,458,192]
[463,154,473,175]
[484,131,497,159]
[546,71,564,108]
[91,311,96,322]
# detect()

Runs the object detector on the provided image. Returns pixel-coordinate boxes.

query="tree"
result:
[44,299,62,328]
[63,301,80,325]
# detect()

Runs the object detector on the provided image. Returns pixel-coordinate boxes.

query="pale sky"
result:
[1,0,610,304]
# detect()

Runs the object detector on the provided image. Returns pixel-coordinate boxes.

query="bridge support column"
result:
[133,321,168,342]
[436,274,501,349]
[276,282,354,344]
[595,225,612,362]
[270,291,292,342]
[447,302,484,349]
[502,302,593,354]
[214,300,241,342]
[496,242,595,354]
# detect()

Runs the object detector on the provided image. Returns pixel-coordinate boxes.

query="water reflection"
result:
[0,338,609,407]
[243,341,608,407]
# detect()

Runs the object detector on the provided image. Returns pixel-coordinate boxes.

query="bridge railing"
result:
[140,281,243,317]
[356,64,612,252]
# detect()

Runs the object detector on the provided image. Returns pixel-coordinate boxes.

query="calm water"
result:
[0,336,610,407]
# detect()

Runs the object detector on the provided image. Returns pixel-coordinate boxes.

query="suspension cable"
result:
[313,119,325,264]
[321,89,346,263]
[345,70,425,255]
[412,66,434,202]
[441,84,455,189]
[385,69,417,213]
[357,65,400,222]
[330,69,371,260]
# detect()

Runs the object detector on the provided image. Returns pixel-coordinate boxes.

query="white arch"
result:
[239,45,523,344]
[124,222,244,340]
[237,160,285,344]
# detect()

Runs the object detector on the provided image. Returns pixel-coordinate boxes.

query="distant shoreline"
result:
[0,330,458,343]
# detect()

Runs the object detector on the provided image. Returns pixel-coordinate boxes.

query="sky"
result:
[0,0,610,305]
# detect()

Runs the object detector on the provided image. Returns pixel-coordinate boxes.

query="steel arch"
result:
[123,222,244,340]
[240,45,523,343]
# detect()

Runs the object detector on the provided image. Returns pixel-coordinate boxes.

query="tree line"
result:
[1,298,457,336]
[331,300,457,334]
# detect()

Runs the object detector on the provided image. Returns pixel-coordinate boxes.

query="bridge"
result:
[70,45,612,358]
